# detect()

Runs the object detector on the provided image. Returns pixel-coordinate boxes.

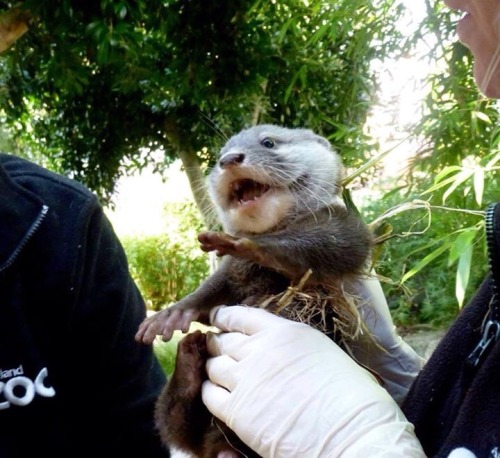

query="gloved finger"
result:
[205,354,239,392]
[201,379,231,421]
[206,330,250,360]
[209,305,290,334]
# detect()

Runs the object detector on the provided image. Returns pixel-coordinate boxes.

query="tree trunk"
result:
[0,7,30,53]
[163,118,220,230]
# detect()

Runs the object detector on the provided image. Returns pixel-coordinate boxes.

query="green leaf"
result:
[401,242,451,284]
[472,110,492,124]
[442,169,474,203]
[284,65,306,103]
[473,168,484,206]
[486,152,500,169]
[422,174,461,195]
[434,165,462,183]
[119,6,128,19]
[456,243,472,308]
[448,229,477,265]
[277,18,294,44]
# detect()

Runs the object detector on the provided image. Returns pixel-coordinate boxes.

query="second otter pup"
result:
[136,124,374,457]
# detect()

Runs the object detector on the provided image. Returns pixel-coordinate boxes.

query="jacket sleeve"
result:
[68,197,168,456]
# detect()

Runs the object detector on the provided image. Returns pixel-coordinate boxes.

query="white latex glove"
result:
[202,306,426,458]
[344,275,425,404]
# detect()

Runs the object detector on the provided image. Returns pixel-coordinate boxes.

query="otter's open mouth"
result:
[229,179,270,205]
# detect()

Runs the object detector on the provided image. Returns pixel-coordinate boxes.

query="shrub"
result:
[153,335,181,376]
[364,191,488,328]
[123,234,209,311]
[121,199,210,311]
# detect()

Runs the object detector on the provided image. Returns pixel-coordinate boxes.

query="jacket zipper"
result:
[0,204,49,274]
[485,202,500,310]
[466,202,500,369]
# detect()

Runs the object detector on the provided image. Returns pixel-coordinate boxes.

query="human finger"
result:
[209,305,290,335]
[206,330,251,361]
[205,354,239,392]
[201,379,231,421]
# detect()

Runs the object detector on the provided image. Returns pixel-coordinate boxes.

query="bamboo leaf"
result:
[342,136,411,186]
[442,169,474,203]
[284,66,306,103]
[434,165,462,183]
[306,23,331,47]
[456,243,473,308]
[277,18,294,44]
[486,152,500,169]
[401,242,451,284]
[422,174,460,195]
[406,235,449,257]
[473,168,485,206]
[448,229,477,265]
[472,110,492,124]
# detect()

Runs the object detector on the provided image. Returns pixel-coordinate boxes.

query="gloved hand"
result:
[202,306,426,458]
[344,275,425,404]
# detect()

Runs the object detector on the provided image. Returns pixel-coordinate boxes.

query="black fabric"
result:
[402,203,500,458]
[0,154,168,457]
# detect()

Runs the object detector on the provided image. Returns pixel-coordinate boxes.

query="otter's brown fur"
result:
[136,125,374,457]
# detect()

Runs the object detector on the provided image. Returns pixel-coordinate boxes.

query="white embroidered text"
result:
[0,367,55,410]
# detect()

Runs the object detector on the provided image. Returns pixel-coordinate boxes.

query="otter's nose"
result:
[219,152,245,168]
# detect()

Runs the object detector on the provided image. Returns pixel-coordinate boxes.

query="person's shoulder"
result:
[0,153,98,205]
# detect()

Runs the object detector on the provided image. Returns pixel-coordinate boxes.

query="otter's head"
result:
[208,124,345,235]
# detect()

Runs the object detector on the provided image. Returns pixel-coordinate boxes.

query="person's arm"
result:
[344,275,425,404]
[69,201,167,455]
[202,306,426,457]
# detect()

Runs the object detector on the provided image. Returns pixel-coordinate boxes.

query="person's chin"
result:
[479,81,500,99]
[456,10,479,46]
[474,64,500,99]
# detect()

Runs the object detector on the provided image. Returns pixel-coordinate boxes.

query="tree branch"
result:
[0,6,31,53]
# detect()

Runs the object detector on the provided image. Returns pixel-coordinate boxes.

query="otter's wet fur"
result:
[136,125,374,457]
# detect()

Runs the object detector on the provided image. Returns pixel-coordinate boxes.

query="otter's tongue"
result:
[231,179,269,204]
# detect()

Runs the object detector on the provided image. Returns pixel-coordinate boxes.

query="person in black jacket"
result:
[199,1,500,457]
[0,153,168,457]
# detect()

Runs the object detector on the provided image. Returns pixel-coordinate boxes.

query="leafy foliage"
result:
[153,334,181,376]
[366,194,487,327]
[123,200,209,375]
[0,0,404,207]
[122,201,209,311]
[362,1,499,326]
[1,0,499,329]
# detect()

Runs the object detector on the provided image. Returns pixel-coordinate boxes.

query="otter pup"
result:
[136,125,374,457]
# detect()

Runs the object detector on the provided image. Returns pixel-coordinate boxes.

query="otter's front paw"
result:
[198,231,257,259]
[135,306,200,345]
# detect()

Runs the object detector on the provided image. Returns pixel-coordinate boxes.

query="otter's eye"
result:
[261,138,275,148]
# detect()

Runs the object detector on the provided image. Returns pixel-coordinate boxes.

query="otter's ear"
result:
[314,135,332,150]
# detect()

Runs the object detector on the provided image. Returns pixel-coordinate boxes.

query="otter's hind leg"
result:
[155,330,256,457]
[155,330,212,455]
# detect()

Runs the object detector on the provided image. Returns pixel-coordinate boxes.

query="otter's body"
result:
[136,125,373,457]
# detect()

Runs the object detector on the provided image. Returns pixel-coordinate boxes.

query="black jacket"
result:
[0,153,168,457]
[403,203,500,458]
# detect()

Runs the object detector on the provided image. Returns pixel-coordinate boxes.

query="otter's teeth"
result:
[229,179,270,204]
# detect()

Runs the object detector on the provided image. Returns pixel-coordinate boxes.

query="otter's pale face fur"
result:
[208,125,345,235]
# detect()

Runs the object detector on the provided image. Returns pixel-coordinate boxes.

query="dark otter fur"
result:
[155,330,258,458]
[136,125,374,457]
